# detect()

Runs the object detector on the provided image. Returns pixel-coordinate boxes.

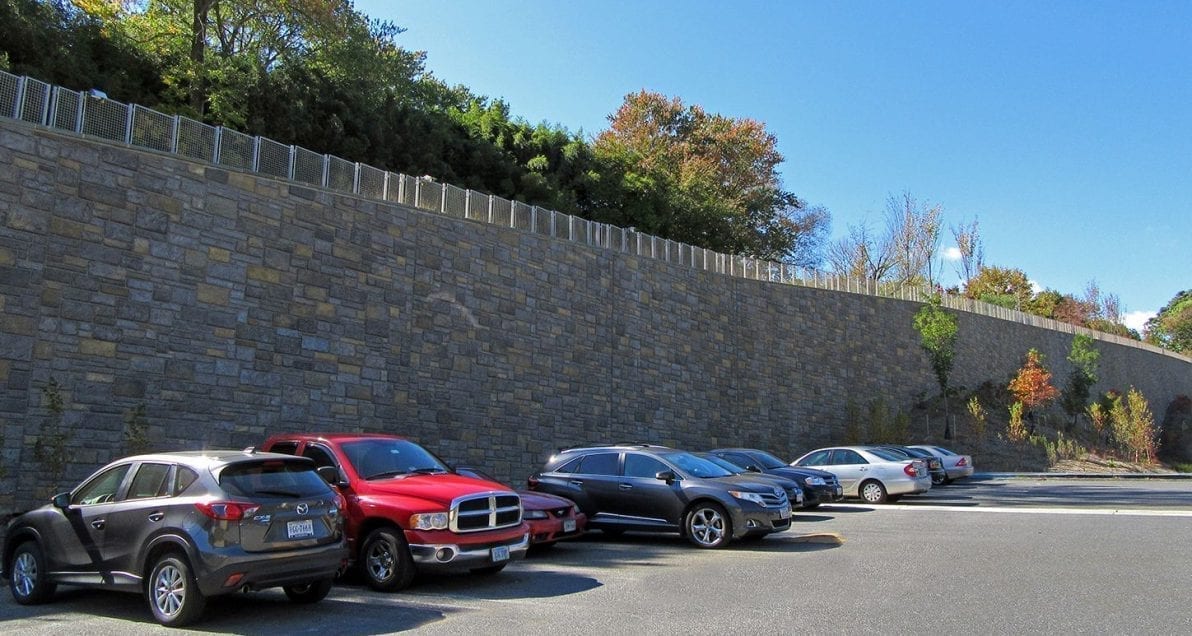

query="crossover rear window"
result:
[219,460,329,498]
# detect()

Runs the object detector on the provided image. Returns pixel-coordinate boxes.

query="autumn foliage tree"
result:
[1008,348,1060,418]
[592,90,827,263]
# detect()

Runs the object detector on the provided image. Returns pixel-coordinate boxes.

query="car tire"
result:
[361,527,415,592]
[9,541,56,605]
[684,502,731,549]
[283,578,334,604]
[147,553,206,627]
[859,480,888,504]
[470,563,507,576]
[931,473,946,486]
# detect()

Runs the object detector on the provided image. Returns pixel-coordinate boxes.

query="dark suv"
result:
[708,448,844,508]
[528,445,791,548]
[3,451,347,626]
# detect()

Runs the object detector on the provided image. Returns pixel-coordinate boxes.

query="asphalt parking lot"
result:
[3,477,1191,634]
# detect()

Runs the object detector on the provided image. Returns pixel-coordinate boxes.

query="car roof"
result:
[556,443,675,454]
[108,449,307,469]
[266,432,413,443]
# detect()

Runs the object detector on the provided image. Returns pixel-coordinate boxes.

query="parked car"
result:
[707,447,844,508]
[529,444,791,548]
[693,452,805,510]
[875,445,948,486]
[791,446,932,504]
[2,450,347,627]
[262,433,528,591]
[453,466,586,549]
[909,445,975,483]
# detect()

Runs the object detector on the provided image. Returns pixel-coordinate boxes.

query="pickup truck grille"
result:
[450,492,523,533]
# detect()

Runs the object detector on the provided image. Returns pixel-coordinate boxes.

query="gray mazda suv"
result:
[3,450,347,626]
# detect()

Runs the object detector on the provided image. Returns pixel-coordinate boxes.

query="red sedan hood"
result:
[364,473,513,506]
[518,489,575,510]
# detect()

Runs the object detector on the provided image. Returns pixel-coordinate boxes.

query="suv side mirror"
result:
[52,492,71,509]
[655,470,676,484]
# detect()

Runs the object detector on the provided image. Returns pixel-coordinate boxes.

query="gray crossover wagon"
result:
[3,450,348,626]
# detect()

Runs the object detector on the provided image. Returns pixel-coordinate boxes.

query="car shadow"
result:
[815,504,875,513]
[403,568,602,600]
[6,588,447,634]
[791,513,835,523]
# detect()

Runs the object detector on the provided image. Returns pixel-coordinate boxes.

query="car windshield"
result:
[660,451,735,478]
[868,448,908,462]
[930,446,957,456]
[750,450,789,469]
[341,439,449,479]
[219,459,330,498]
[696,453,744,474]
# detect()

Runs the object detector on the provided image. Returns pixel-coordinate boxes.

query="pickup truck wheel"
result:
[283,577,333,603]
[361,528,415,592]
[470,563,507,576]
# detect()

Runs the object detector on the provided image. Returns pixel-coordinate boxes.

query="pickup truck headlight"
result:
[803,476,826,486]
[409,512,450,530]
[728,491,766,505]
[523,510,549,520]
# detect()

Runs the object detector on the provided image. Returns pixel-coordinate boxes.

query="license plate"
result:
[287,519,314,539]
[491,545,510,562]
[563,519,577,533]
[835,487,843,497]
[777,508,791,520]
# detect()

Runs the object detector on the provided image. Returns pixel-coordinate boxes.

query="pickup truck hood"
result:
[363,472,514,507]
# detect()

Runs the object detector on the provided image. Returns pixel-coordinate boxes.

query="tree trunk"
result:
[189,1,216,116]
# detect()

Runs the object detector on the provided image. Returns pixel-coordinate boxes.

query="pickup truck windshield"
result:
[341,439,449,480]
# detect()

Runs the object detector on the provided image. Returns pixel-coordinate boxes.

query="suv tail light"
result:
[903,463,917,477]
[195,501,260,521]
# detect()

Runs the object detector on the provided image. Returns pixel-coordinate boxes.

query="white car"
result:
[909,445,974,483]
[791,446,932,504]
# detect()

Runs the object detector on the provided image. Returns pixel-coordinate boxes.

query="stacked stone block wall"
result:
[1,121,1189,511]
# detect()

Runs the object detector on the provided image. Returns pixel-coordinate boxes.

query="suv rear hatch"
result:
[215,458,341,552]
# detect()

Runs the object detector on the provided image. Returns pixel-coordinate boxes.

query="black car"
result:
[707,448,845,508]
[876,445,948,485]
[528,444,791,548]
[3,450,347,626]
[694,452,805,510]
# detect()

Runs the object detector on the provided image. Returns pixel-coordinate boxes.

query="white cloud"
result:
[1123,310,1156,334]
[1028,279,1043,295]
[942,246,962,261]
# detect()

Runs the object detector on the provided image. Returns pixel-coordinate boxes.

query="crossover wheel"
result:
[284,578,334,603]
[9,541,56,605]
[361,527,415,592]
[147,554,206,627]
[685,503,731,548]
[859,480,888,504]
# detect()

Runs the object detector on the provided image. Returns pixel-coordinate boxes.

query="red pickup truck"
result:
[261,433,529,591]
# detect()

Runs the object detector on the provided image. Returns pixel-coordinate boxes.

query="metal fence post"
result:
[382,171,390,201]
[13,76,24,119]
[353,163,361,194]
[487,194,494,224]
[287,145,296,180]
[124,104,134,144]
[251,136,260,172]
[75,92,85,133]
[397,174,406,203]
[38,83,50,125]
[439,182,447,213]
[170,115,180,153]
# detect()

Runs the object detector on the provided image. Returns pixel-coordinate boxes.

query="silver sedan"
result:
[790,446,932,503]
[909,445,975,483]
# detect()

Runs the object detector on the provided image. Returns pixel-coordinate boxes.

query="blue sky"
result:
[357,1,1191,328]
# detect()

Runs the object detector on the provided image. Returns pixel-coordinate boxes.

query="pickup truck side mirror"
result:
[655,470,676,484]
[316,465,347,488]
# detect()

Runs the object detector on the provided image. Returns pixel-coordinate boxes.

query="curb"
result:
[973,472,1192,480]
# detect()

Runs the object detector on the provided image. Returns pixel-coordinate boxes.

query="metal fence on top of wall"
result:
[0,70,1182,360]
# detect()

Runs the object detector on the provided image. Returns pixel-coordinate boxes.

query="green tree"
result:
[913,296,959,437]
[592,90,827,263]
[964,265,1032,310]
[1145,290,1192,354]
[1061,334,1100,427]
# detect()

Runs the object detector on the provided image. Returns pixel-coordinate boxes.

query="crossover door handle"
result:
[569,480,584,487]
[619,484,633,491]
[148,512,165,522]
[90,519,106,530]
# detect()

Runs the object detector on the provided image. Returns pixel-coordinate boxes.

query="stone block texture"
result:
[1,121,1189,511]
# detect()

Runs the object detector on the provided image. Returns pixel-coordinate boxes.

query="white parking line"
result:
[826,504,1192,517]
